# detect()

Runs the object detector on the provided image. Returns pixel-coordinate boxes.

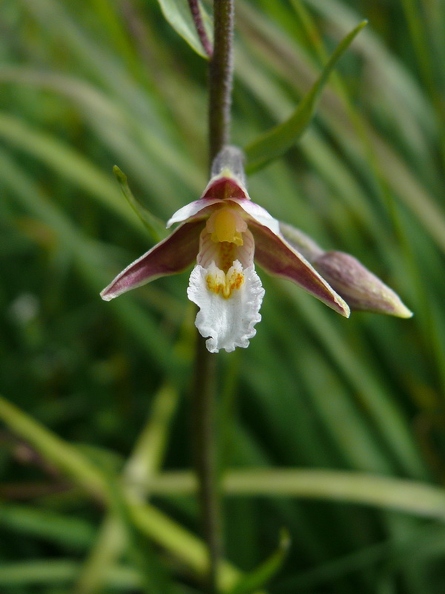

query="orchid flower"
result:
[101,146,352,352]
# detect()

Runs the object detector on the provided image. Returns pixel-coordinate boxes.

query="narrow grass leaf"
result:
[0,504,95,551]
[146,469,445,522]
[76,383,180,594]
[245,20,367,171]
[0,395,246,591]
[0,559,140,589]
[113,166,167,242]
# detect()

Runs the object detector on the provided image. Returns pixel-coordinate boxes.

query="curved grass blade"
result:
[145,469,445,522]
[0,395,250,592]
[75,383,179,594]
[245,20,367,172]
[0,504,95,552]
[228,529,290,594]
[0,559,140,589]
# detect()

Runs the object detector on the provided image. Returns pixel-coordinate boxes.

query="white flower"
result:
[101,147,350,352]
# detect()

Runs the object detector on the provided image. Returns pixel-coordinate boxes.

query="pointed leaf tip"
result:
[113,164,127,184]
[228,528,290,594]
[245,19,368,172]
[113,165,167,242]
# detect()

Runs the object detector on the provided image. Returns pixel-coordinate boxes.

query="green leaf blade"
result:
[245,20,368,172]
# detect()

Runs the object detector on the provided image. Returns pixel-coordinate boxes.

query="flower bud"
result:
[313,251,413,318]
[279,221,412,318]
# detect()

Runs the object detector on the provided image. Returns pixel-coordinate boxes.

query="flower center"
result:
[205,262,245,299]
[209,207,245,246]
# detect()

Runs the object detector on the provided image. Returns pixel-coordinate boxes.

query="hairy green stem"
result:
[208,0,235,160]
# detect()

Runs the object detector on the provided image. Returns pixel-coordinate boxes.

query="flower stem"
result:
[209,0,235,160]
[193,337,221,593]
[192,3,235,591]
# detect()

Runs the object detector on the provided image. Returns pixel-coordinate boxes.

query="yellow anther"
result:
[206,266,245,299]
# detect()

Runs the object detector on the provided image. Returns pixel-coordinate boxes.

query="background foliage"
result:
[1,0,445,592]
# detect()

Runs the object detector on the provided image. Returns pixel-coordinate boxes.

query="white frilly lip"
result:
[187,261,265,353]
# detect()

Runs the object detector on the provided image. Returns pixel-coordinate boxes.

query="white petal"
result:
[166,199,221,228]
[187,261,265,353]
[227,198,280,234]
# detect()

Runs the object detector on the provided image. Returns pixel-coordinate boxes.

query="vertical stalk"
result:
[193,336,220,594]
[209,0,235,160]
[192,2,235,592]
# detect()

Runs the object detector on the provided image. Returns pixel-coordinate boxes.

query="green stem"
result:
[193,337,221,593]
[209,0,235,160]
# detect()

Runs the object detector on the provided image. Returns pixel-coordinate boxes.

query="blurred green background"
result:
[1,0,445,592]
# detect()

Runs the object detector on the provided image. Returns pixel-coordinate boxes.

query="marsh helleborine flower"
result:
[101,147,411,352]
